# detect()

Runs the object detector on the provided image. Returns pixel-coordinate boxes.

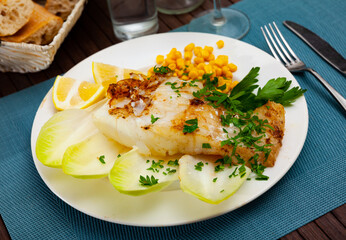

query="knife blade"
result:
[283,20,346,74]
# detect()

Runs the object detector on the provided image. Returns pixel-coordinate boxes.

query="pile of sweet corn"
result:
[148,40,239,93]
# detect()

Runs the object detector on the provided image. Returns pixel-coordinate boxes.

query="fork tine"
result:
[261,26,280,62]
[264,25,289,65]
[269,22,294,63]
[272,22,301,61]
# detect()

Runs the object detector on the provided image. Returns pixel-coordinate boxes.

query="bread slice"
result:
[45,0,79,21]
[1,3,63,45]
[0,0,34,36]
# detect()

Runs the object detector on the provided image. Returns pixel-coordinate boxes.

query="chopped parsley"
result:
[98,155,106,164]
[139,175,159,186]
[194,161,204,171]
[168,159,179,166]
[202,143,211,149]
[213,177,218,182]
[183,118,199,133]
[151,114,159,124]
[147,160,164,173]
[165,168,177,175]
[153,66,173,74]
[229,167,239,178]
[117,154,121,158]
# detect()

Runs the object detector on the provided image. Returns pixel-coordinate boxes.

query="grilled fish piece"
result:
[93,74,285,167]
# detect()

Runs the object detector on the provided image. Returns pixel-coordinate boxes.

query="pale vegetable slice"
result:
[36,109,98,168]
[108,147,179,196]
[62,132,129,179]
[179,155,251,204]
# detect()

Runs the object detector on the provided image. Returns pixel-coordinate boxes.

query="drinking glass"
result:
[187,0,250,39]
[107,0,159,41]
[156,0,204,15]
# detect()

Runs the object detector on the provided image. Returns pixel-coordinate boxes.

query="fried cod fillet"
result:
[93,74,285,167]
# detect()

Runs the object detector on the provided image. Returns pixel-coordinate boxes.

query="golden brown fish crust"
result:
[236,101,285,167]
[105,75,285,167]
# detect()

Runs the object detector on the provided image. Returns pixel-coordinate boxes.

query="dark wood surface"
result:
[0,0,345,239]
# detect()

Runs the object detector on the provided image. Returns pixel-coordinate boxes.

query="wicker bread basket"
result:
[0,0,87,73]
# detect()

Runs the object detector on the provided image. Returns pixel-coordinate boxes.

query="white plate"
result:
[31,32,308,226]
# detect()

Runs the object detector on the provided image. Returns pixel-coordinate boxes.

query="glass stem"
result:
[212,0,226,26]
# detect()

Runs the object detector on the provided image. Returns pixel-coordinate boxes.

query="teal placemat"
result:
[1,0,345,239]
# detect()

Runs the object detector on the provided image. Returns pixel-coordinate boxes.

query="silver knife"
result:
[283,20,346,75]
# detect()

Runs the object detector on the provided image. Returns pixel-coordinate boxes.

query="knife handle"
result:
[306,68,346,111]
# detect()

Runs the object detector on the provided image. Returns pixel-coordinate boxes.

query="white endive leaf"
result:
[179,155,250,204]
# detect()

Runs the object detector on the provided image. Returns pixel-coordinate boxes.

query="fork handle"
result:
[306,68,346,111]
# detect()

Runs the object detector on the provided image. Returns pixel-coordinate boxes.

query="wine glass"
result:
[187,0,250,39]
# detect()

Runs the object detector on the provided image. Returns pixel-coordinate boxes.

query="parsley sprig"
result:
[139,175,159,186]
[151,114,159,124]
[183,118,199,133]
[153,66,173,74]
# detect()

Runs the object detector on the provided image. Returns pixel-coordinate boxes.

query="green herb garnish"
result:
[202,143,211,149]
[147,160,164,173]
[153,66,173,74]
[98,155,105,164]
[194,161,204,171]
[151,114,159,124]
[183,118,199,133]
[139,175,159,186]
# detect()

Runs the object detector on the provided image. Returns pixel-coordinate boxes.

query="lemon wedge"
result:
[92,62,144,88]
[52,75,105,110]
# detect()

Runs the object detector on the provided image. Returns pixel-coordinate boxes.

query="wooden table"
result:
[0,0,345,239]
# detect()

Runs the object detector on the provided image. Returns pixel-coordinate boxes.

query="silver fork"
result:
[261,22,346,111]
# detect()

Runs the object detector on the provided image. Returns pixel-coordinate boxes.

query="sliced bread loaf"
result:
[0,0,34,36]
[45,0,79,20]
[1,3,63,45]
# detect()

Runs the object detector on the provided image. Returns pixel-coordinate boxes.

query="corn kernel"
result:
[184,43,195,52]
[176,58,185,69]
[194,46,202,57]
[165,58,175,65]
[198,69,205,76]
[204,46,214,53]
[185,60,191,66]
[189,70,198,79]
[208,60,215,66]
[168,63,176,70]
[228,63,237,72]
[225,71,233,79]
[213,66,222,76]
[184,51,193,60]
[181,75,189,80]
[169,48,177,54]
[194,57,204,64]
[201,49,210,59]
[197,62,205,70]
[177,70,184,77]
[216,40,224,49]
[207,54,215,62]
[230,81,239,89]
[173,72,177,77]
[222,66,229,75]
[215,58,224,67]
[156,55,164,65]
[175,51,182,59]
[204,65,213,74]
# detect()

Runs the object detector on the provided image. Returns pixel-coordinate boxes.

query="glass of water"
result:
[107,0,159,41]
